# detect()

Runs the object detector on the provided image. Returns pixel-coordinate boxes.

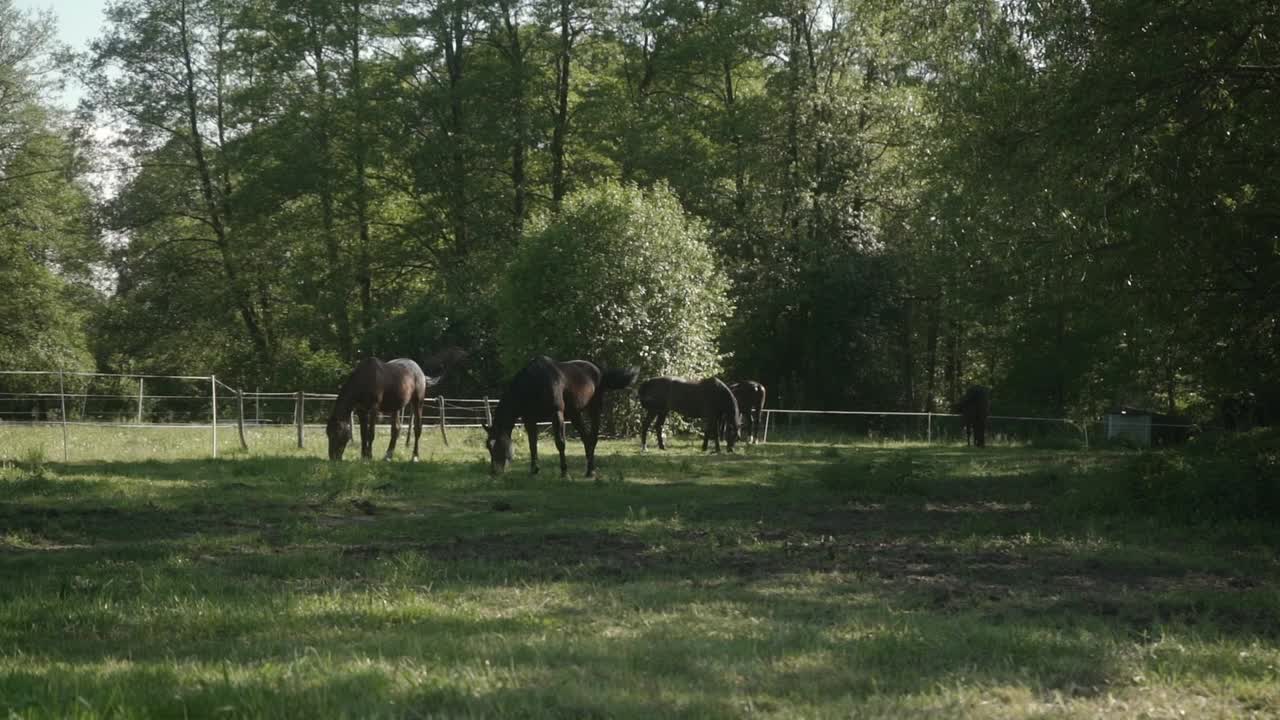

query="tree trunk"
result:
[500,0,526,241]
[783,12,803,247]
[311,32,354,359]
[722,58,747,227]
[442,0,470,254]
[177,0,271,366]
[924,294,940,412]
[902,293,916,411]
[945,315,961,405]
[350,0,375,334]
[550,0,572,209]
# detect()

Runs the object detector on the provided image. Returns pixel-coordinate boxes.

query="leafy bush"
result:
[496,183,731,432]
[1073,429,1280,524]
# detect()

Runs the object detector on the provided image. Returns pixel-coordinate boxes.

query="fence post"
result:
[761,409,770,444]
[926,412,932,445]
[236,388,248,450]
[438,395,449,446]
[483,395,492,426]
[137,377,144,425]
[296,391,304,449]
[255,387,260,425]
[211,375,218,458]
[58,370,69,462]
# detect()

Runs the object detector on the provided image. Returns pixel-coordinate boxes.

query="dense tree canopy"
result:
[497,182,728,378]
[0,0,1275,422]
[0,0,100,374]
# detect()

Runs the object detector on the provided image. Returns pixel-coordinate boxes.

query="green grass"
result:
[1,426,1278,718]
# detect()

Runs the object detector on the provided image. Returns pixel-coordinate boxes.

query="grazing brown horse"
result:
[483,356,638,478]
[729,381,767,444]
[326,349,465,461]
[953,385,991,448]
[638,377,740,453]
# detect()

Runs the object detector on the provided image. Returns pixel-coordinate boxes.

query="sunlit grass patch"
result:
[0,425,1277,717]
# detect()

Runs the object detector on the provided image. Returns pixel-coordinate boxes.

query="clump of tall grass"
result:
[1070,428,1280,525]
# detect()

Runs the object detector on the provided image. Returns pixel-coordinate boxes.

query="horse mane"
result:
[331,357,381,420]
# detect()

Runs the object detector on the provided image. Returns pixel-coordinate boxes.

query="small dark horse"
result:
[953,385,991,448]
[326,349,465,461]
[638,377,740,453]
[484,356,638,477]
[729,381,767,444]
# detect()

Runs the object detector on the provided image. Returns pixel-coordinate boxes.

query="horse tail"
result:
[422,346,469,388]
[601,366,639,392]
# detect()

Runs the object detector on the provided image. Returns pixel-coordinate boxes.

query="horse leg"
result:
[640,410,654,452]
[573,407,597,478]
[360,410,374,460]
[385,410,400,461]
[656,412,667,450]
[525,420,540,474]
[552,412,569,478]
[411,400,423,462]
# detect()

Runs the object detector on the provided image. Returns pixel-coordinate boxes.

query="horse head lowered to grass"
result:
[326,348,467,461]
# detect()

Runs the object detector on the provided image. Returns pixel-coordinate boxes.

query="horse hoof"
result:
[410,456,419,463]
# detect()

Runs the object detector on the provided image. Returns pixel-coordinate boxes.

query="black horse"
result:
[729,380,767,444]
[638,377,740,453]
[483,356,638,478]
[326,349,465,461]
[953,385,991,447]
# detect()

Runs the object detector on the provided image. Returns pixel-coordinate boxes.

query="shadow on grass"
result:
[2,445,1279,716]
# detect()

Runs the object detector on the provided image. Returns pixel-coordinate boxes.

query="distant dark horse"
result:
[483,356,638,477]
[638,377,740,453]
[326,349,465,461]
[953,385,991,447]
[729,381,767,444]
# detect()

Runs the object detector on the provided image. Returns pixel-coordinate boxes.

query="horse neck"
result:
[330,378,360,420]
[491,392,519,435]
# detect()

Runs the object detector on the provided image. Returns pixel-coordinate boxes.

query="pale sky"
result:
[17,0,109,107]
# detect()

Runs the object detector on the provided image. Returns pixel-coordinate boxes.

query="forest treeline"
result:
[1,0,1276,420]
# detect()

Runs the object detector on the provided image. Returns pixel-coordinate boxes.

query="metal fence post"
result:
[438,395,449,446]
[237,388,248,450]
[296,391,305,449]
[927,412,932,444]
[58,370,68,462]
[761,409,770,444]
[137,377,144,424]
[211,375,218,458]
[482,395,492,426]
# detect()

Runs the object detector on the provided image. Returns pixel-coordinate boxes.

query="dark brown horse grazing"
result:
[638,377,740,453]
[953,385,991,448]
[729,381,767,444]
[326,349,465,461]
[484,356,638,478]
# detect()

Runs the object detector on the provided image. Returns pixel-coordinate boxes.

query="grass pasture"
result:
[1,426,1278,718]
